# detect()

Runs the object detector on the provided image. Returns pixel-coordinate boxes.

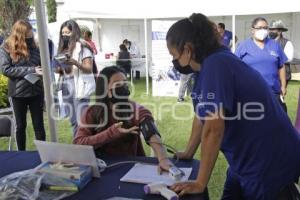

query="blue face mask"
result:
[172,59,194,74]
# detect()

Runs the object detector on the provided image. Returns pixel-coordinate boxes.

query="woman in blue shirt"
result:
[167,13,300,200]
[235,17,288,112]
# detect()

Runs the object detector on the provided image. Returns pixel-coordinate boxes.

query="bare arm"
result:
[279,65,287,96]
[77,57,93,73]
[64,57,93,74]
[171,110,225,195]
[148,134,173,172]
[149,134,169,160]
[176,115,203,159]
[195,110,225,191]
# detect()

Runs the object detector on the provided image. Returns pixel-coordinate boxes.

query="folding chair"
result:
[0,98,17,150]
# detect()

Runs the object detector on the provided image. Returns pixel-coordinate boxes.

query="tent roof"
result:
[63,0,300,19]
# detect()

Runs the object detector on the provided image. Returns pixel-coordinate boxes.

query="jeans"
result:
[11,95,46,150]
[62,76,90,136]
[178,73,193,99]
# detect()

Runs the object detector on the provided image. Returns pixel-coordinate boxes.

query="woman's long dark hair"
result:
[57,20,81,55]
[166,13,222,64]
[94,66,132,129]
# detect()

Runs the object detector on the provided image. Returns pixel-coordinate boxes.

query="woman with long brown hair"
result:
[54,20,95,136]
[0,20,45,150]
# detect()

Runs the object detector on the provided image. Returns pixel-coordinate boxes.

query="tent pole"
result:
[95,19,102,52]
[144,18,149,95]
[232,15,236,52]
[34,0,57,142]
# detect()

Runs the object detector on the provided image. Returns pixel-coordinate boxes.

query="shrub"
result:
[0,74,8,108]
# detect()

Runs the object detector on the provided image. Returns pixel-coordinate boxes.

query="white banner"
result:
[152,20,180,96]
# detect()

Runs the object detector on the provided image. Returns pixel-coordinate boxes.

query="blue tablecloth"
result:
[0,151,209,200]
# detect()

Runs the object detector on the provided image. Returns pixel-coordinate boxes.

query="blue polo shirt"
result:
[192,47,300,199]
[222,30,233,47]
[235,38,287,94]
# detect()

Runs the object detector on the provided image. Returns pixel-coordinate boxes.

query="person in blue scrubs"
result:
[166,13,300,200]
[235,17,288,112]
[217,23,237,48]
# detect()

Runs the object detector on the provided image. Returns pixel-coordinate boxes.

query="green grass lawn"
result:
[1,78,299,200]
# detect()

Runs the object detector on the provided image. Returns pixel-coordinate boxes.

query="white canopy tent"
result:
[35,0,300,141]
[60,0,300,94]
[62,0,300,19]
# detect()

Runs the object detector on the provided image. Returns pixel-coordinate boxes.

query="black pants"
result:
[11,95,46,150]
[221,168,300,200]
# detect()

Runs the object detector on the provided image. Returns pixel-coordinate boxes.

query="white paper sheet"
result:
[34,140,100,177]
[24,73,40,84]
[120,163,192,186]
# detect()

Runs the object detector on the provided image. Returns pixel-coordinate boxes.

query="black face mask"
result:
[109,85,130,104]
[25,37,35,49]
[172,59,194,74]
[62,35,70,49]
[269,32,278,39]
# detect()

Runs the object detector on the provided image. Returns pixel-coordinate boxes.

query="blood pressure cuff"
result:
[139,118,161,145]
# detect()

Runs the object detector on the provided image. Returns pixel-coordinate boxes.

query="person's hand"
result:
[281,86,287,97]
[174,151,193,160]
[64,58,78,66]
[114,122,139,135]
[157,158,173,174]
[56,66,64,75]
[170,181,205,197]
[35,66,43,75]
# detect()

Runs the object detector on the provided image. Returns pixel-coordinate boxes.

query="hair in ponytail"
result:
[166,13,221,63]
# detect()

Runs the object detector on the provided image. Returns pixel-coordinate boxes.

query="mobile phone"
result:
[54,54,69,64]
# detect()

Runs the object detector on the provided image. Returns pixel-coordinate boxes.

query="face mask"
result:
[269,32,278,39]
[254,29,269,41]
[62,35,70,49]
[172,59,194,74]
[25,37,35,49]
[109,85,130,104]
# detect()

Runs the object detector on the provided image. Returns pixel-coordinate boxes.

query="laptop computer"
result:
[34,140,100,178]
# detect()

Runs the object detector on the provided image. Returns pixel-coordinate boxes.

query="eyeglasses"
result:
[253,26,269,30]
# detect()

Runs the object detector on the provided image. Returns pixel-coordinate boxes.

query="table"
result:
[95,57,146,85]
[0,151,209,200]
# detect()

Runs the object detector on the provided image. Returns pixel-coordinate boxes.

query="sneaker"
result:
[177,98,184,103]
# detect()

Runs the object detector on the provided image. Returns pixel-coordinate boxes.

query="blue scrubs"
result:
[222,30,233,47]
[235,38,287,94]
[192,47,300,200]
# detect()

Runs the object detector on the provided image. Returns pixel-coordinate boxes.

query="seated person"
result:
[73,66,173,172]
[116,44,131,77]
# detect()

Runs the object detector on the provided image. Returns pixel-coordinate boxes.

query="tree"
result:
[0,0,32,108]
[46,0,57,23]
[0,0,32,37]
